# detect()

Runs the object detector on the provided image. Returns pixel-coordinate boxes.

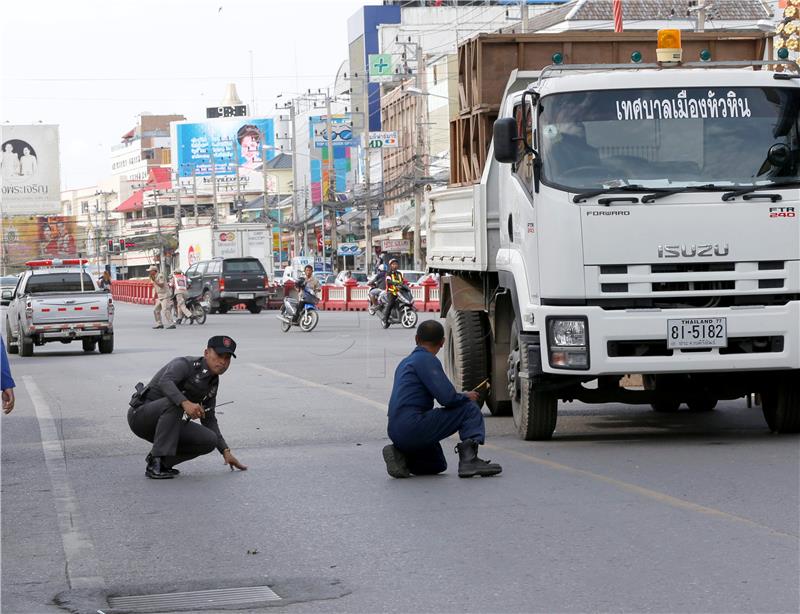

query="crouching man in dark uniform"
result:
[383,320,502,479]
[128,335,248,479]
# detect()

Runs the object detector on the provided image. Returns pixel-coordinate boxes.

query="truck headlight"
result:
[546,317,589,370]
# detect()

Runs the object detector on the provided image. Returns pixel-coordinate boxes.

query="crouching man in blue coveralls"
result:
[383,320,502,479]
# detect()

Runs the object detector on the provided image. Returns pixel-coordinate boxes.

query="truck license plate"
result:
[238,293,254,300]
[667,318,727,349]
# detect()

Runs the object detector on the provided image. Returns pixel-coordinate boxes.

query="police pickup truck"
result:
[3,259,114,357]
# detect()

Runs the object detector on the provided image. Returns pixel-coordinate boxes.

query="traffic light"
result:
[106,239,114,252]
[119,238,126,252]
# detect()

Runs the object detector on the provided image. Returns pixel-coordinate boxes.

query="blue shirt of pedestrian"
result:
[388,346,467,423]
[1,339,15,391]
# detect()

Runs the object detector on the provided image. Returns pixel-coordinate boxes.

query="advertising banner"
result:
[172,117,275,195]
[309,114,353,205]
[0,125,61,215]
[368,131,399,148]
[1,214,78,269]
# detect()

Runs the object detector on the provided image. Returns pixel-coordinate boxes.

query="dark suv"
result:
[185,257,269,314]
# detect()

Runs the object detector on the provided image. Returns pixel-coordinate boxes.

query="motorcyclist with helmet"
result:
[382,259,404,328]
[367,264,387,315]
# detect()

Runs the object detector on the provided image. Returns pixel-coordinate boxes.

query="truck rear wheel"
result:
[508,322,557,440]
[82,339,96,352]
[443,309,489,401]
[98,335,114,354]
[19,324,33,358]
[762,374,800,433]
[6,320,18,355]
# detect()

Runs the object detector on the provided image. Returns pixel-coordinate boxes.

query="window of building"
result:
[81,200,89,214]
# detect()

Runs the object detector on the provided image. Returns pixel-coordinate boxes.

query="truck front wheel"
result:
[508,322,557,440]
[443,309,489,402]
[762,374,800,433]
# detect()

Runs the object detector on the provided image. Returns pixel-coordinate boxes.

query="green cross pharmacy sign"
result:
[368,54,394,83]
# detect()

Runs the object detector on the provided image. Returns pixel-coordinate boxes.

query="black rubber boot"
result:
[382,444,410,478]
[455,439,502,478]
[147,453,179,475]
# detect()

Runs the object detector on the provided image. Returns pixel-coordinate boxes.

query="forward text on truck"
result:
[429,31,800,439]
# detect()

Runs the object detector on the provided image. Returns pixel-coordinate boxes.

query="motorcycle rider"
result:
[367,264,387,314]
[382,259,404,329]
[290,265,320,323]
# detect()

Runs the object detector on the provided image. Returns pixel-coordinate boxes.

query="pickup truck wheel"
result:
[98,335,114,354]
[247,304,262,314]
[443,309,489,404]
[202,291,216,314]
[82,339,97,352]
[762,375,800,433]
[19,324,33,357]
[508,322,557,440]
[6,320,18,355]
[218,304,230,314]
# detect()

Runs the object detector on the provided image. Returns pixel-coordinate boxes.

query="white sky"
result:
[1,0,378,190]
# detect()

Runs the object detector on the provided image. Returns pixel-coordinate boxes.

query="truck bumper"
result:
[533,301,800,375]
[30,322,112,341]
[219,291,268,303]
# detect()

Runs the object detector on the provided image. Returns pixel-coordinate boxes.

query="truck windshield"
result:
[25,273,95,293]
[539,86,800,191]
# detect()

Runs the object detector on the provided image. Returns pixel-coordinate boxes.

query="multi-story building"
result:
[110,113,185,183]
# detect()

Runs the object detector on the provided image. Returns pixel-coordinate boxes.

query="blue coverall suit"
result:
[388,346,486,475]
[1,339,15,393]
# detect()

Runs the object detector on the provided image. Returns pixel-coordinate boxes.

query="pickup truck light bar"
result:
[25,259,89,268]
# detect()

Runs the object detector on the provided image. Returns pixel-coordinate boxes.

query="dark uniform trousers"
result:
[389,399,485,475]
[127,397,217,467]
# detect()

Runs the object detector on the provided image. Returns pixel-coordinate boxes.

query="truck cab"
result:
[429,51,800,439]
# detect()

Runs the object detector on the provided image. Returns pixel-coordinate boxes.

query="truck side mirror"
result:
[493,118,519,164]
[1,289,11,304]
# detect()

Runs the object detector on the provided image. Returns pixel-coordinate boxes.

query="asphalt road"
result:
[2,303,798,614]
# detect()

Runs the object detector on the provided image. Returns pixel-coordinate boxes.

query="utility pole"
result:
[153,189,164,275]
[289,101,300,258]
[210,148,219,225]
[191,164,199,223]
[362,74,373,272]
[413,41,427,271]
[174,171,182,231]
[520,0,529,34]
[260,128,273,266]
[325,92,335,270]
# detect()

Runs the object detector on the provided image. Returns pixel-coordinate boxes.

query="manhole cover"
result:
[108,585,281,611]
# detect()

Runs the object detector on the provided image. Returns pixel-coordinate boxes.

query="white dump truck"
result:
[428,33,799,439]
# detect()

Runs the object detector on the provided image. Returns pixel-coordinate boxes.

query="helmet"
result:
[378,264,387,272]
[389,258,399,265]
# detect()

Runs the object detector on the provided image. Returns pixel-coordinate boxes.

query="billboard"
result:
[1,215,79,269]
[309,114,353,205]
[172,117,275,195]
[0,125,61,215]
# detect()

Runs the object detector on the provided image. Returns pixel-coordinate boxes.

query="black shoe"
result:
[382,444,410,478]
[146,453,179,475]
[152,325,164,329]
[455,439,502,478]
[382,319,390,329]
[145,455,175,479]
[176,318,183,325]
[165,325,176,330]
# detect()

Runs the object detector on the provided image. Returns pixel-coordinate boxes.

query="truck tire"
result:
[443,309,489,400]
[248,304,262,314]
[82,339,97,352]
[508,322,557,440]
[762,375,800,433]
[486,323,512,416]
[98,335,114,354]
[646,374,682,413]
[6,320,18,355]
[19,324,33,358]
[202,290,216,314]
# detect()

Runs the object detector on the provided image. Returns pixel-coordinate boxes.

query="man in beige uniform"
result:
[149,265,175,329]
[170,269,193,324]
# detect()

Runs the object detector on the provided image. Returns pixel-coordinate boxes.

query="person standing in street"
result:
[1,338,15,414]
[383,320,502,479]
[127,335,247,479]
[170,269,193,324]
[98,270,112,292]
[148,265,174,329]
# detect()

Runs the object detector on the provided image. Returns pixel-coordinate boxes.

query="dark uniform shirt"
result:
[388,346,467,423]
[144,356,228,453]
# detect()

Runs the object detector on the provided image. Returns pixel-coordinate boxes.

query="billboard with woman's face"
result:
[171,117,275,195]
[0,125,61,215]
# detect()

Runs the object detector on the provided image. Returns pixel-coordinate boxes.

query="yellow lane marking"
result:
[247,362,797,540]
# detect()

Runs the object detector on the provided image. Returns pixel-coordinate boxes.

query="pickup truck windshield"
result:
[539,86,800,191]
[25,273,95,293]
[223,259,265,273]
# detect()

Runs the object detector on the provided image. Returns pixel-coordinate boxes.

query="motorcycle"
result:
[371,284,418,329]
[277,282,319,332]
[174,294,208,325]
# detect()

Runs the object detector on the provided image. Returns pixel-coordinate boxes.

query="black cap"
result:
[207,335,237,358]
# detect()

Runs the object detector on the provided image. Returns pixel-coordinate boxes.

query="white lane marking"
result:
[247,364,795,539]
[23,376,105,590]
[246,363,387,413]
